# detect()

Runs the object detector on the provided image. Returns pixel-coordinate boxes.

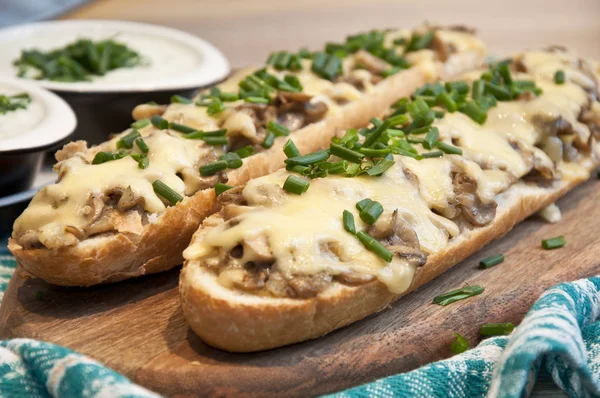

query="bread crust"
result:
[180,165,594,352]
[9,51,483,287]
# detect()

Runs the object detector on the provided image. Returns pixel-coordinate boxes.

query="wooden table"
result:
[58,0,600,396]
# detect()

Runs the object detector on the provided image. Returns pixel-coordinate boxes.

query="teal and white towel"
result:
[1,249,600,397]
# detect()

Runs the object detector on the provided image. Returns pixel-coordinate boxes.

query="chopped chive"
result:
[542,235,566,250]
[286,164,311,174]
[283,175,310,195]
[298,48,312,59]
[267,121,290,137]
[387,129,405,137]
[220,152,243,169]
[371,117,383,128]
[92,151,115,165]
[360,148,392,157]
[234,145,254,158]
[479,323,515,336]
[151,115,169,129]
[363,120,390,148]
[284,74,303,91]
[484,82,512,101]
[367,157,395,176]
[215,182,234,195]
[471,79,485,100]
[356,231,393,262]
[392,97,409,112]
[283,139,301,158]
[219,92,239,102]
[433,285,484,306]
[203,136,229,146]
[207,98,226,115]
[437,91,458,112]
[479,254,504,269]
[262,131,276,149]
[423,127,439,150]
[327,160,348,174]
[451,333,470,355]
[343,210,356,234]
[405,31,435,52]
[171,94,192,104]
[169,122,197,134]
[284,149,331,166]
[202,129,227,137]
[184,131,205,140]
[460,101,487,125]
[200,160,228,176]
[244,96,270,104]
[356,198,373,212]
[116,130,141,149]
[131,119,150,129]
[436,141,463,155]
[554,70,566,85]
[136,155,149,169]
[330,143,365,163]
[446,81,469,95]
[386,114,409,127]
[421,150,444,158]
[498,63,513,86]
[358,200,383,225]
[152,180,183,205]
[134,137,149,153]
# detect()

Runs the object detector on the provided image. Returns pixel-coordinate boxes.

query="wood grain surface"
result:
[1,177,598,397]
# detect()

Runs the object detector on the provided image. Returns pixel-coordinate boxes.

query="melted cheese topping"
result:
[13,131,208,244]
[185,50,599,296]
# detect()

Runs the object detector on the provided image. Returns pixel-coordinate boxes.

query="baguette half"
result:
[8,27,485,286]
[180,49,600,352]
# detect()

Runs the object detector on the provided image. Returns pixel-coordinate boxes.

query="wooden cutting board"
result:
[1,178,599,397]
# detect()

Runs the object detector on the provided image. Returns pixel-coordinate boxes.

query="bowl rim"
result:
[0,19,231,94]
[0,78,77,153]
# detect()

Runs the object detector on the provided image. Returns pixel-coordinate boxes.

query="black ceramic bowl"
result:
[0,78,76,233]
[0,20,231,145]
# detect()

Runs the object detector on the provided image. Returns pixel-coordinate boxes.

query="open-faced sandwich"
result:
[180,48,600,352]
[8,26,486,286]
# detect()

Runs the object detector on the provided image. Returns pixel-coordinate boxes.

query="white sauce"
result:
[3,32,203,85]
[0,85,45,140]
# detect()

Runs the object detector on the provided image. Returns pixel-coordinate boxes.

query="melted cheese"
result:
[185,161,458,294]
[13,131,208,242]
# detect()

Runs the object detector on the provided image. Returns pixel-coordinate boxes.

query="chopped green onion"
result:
[356,231,393,262]
[262,131,275,149]
[92,151,116,165]
[131,119,150,129]
[405,31,435,52]
[367,157,395,176]
[136,154,149,169]
[451,333,470,354]
[343,210,356,234]
[356,198,373,212]
[446,81,469,95]
[207,98,226,115]
[151,115,169,130]
[116,130,142,149]
[284,74,303,91]
[283,175,310,195]
[203,136,229,146]
[437,91,458,112]
[358,199,383,225]
[386,113,409,127]
[327,160,348,174]
[219,91,239,102]
[432,285,484,306]
[359,147,392,157]
[471,79,485,100]
[235,145,254,158]
[460,101,487,125]
[363,120,390,148]
[392,97,409,112]
[220,152,243,169]
[436,142,463,155]
[285,150,331,166]
[169,122,197,135]
[152,180,183,205]
[244,96,270,104]
[479,323,515,336]
[421,150,444,158]
[202,129,227,137]
[554,70,565,85]
[267,121,290,137]
[200,160,228,176]
[330,143,365,163]
[484,82,512,101]
[283,139,301,158]
[479,254,504,269]
[215,182,234,195]
[423,127,439,150]
[298,48,312,59]
[498,63,513,86]
[171,94,192,104]
[134,137,149,153]
[387,129,405,137]
[542,235,566,250]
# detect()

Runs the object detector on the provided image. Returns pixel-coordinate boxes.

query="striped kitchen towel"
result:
[1,249,600,397]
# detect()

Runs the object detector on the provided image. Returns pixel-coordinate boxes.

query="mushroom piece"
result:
[117,186,145,212]
[217,186,246,208]
[233,267,268,291]
[245,183,287,207]
[387,245,428,267]
[336,272,375,285]
[55,141,88,162]
[353,49,389,74]
[286,274,329,299]
[82,193,105,224]
[431,32,451,62]
[242,234,274,263]
[368,210,420,248]
[132,103,167,121]
[453,172,497,227]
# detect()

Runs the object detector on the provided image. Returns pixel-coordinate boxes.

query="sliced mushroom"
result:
[232,267,268,291]
[368,210,420,248]
[453,172,497,226]
[336,272,375,285]
[265,272,289,298]
[55,141,88,162]
[81,193,105,224]
[286,274,329,299]
[353,50,389,74]
[304,101,328,123]
[117,187,145,212]
[431,32,451,62]
[242,234,274,263]
[218,186,246,207]
[388,245,428,267]
[245,183,286,207]
[64,225,85,240]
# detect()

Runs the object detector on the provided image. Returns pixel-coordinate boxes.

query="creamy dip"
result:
[5,32,203,85]
[0,85,44,140]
